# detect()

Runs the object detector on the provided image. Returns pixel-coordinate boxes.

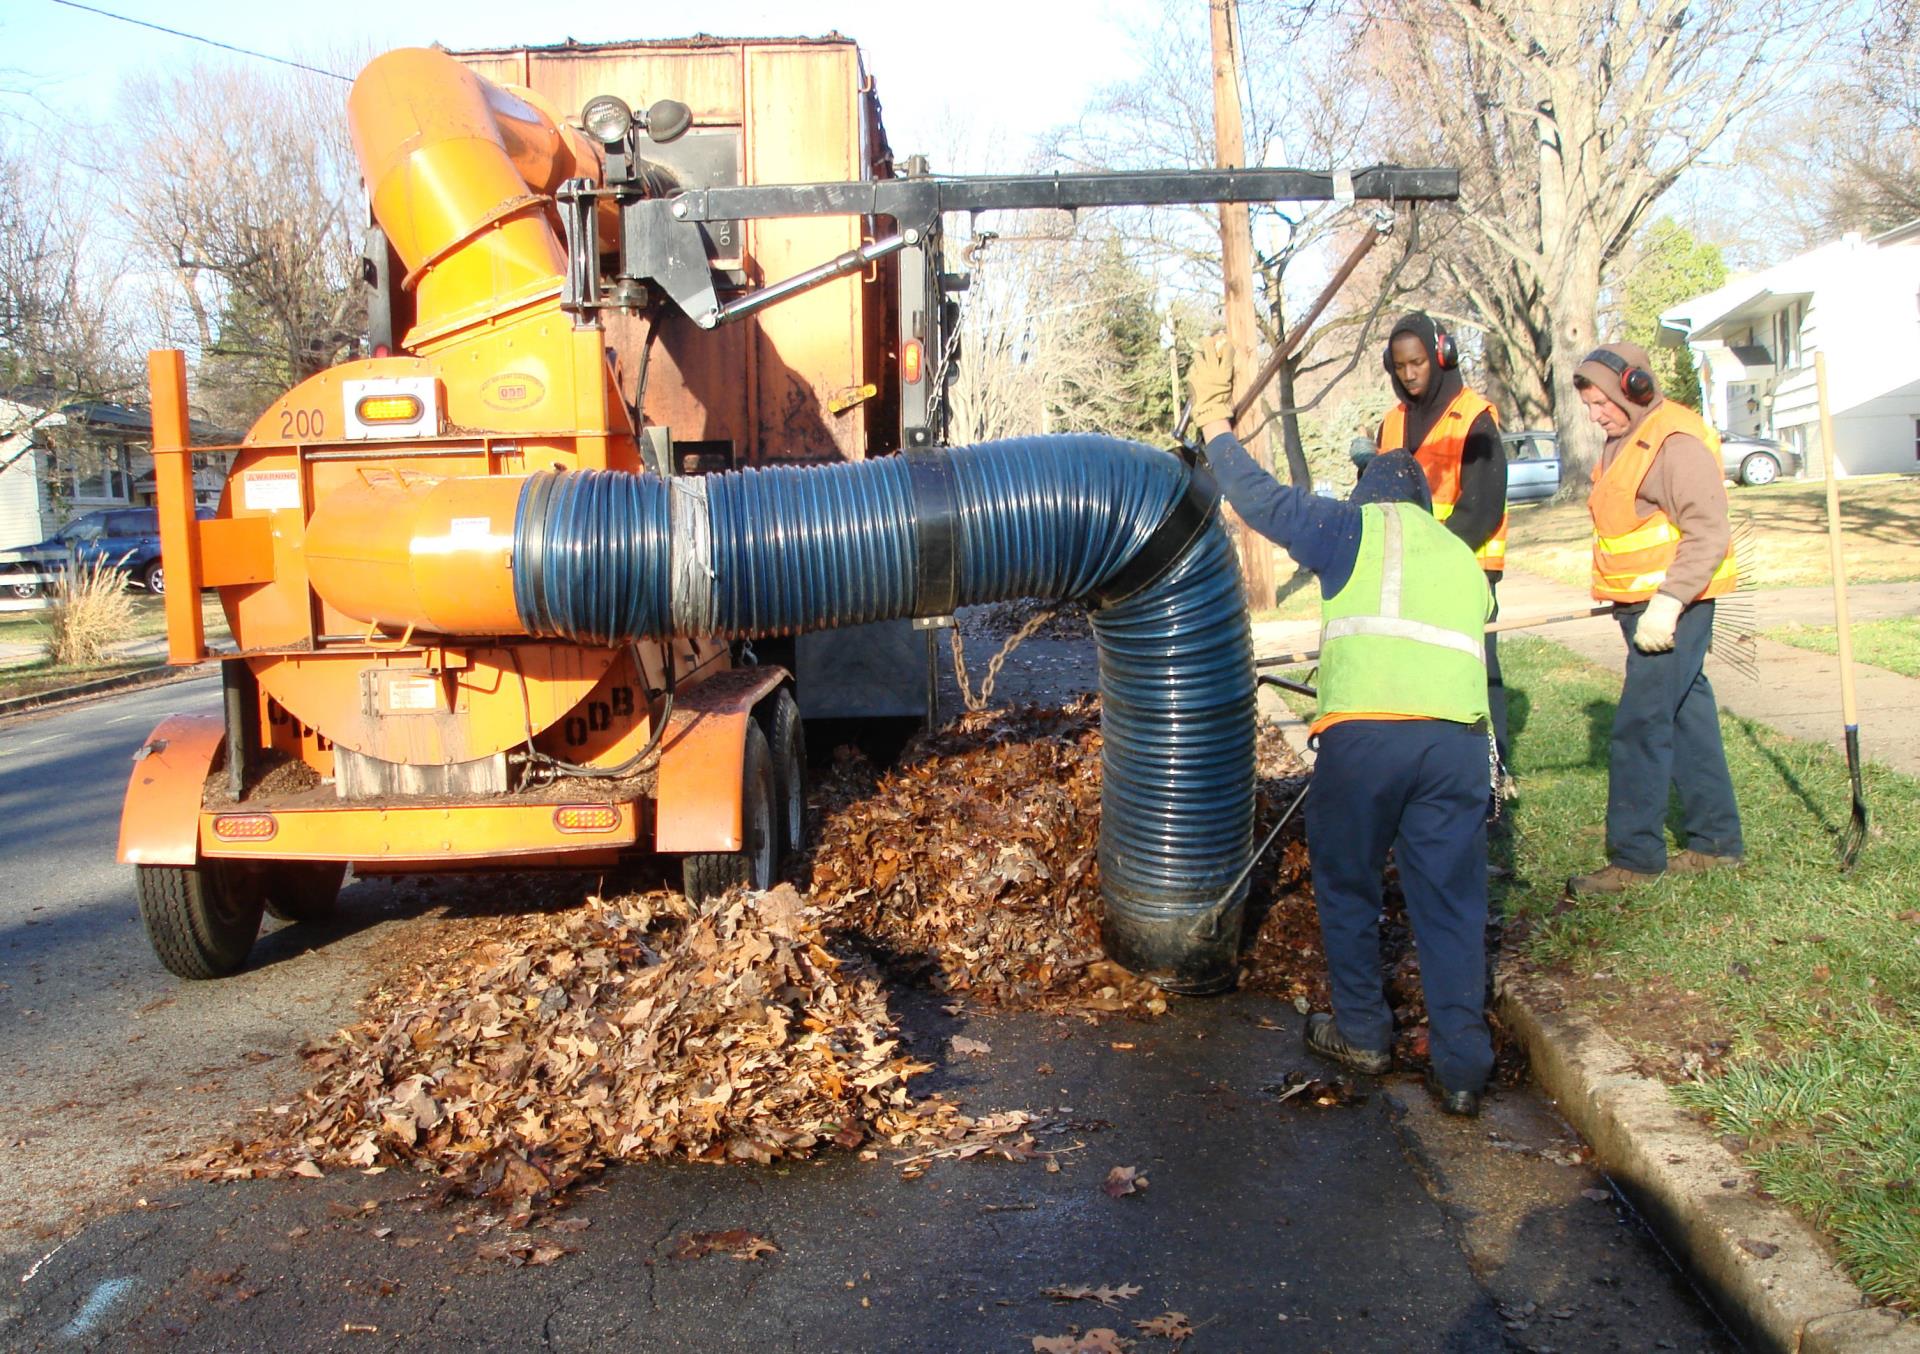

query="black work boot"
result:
[1425,1068,1483,1117]
[1304,1013,1391,1076]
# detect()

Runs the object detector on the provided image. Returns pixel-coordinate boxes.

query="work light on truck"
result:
[581,94,633,145]
[902,339,923,384]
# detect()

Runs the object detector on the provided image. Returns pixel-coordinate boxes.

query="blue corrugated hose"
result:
[511,436,1255,992]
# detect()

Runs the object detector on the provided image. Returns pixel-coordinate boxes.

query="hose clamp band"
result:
[905,450,960,617]
[1089,463,1222,608]
[669,475,715,634]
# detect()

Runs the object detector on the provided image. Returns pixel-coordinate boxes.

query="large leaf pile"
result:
[186,885,976,1201]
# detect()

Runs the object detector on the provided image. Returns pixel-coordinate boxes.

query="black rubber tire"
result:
[261,861,348,923]
[766,687,807,867]
[142,560,166,595]
[1739,451,1779,487]
[4,567,41,601]
[681,721,777,901]
[136,861,265,979]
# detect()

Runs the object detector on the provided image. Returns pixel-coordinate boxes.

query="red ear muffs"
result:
[1583,347,1656,405]
[1432,326,1458,371]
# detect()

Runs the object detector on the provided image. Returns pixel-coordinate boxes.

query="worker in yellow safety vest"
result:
[1566,342,1744,896]
[1191,334,1495,1117]
[1376,313,1512,783]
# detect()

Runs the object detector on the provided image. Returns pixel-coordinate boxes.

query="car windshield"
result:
[58,515,107,542]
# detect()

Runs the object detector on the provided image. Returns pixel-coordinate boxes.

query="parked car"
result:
[1500,428,1801,502]
[0,507,175,600]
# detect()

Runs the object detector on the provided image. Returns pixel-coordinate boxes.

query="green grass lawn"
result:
[1501,637,1920,1304]
[1506,473,1920,591]
[1767,617,1920,680]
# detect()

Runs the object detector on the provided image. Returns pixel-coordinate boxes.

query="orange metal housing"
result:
[120,38,889,883]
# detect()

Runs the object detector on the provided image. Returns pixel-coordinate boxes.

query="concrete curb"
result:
[1496,968,1920,1353]
[0,662,212,720]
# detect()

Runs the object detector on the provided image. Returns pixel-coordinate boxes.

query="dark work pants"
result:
[1608,600,1745,872]
[1486,575,1509,772]
[1305,719,1495,1093]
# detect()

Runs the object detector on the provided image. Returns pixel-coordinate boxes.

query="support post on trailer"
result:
[148,349,205,666]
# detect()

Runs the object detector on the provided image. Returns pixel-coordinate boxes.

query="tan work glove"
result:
[1633,592,1684,653]
[1187,333,1237,431]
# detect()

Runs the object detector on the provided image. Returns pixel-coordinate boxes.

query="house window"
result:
[63,445,131,502]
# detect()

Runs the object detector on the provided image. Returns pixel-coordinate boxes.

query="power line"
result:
[46,0,351,81]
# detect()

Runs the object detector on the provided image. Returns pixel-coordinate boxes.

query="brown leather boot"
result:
[1667,849,1745,876]
[1565,863,1662,896]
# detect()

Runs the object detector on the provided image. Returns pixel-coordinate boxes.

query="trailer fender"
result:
[653,668,788,853]
[118,713,225,866]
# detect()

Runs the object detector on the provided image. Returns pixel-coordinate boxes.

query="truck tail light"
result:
[902,339,923,384]
[553,804,621,833]
[212,813,277,841]
[354,393,424,424]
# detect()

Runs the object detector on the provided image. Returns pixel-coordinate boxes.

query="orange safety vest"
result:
[1379,389,1507,572]
[1588,401,1738,604]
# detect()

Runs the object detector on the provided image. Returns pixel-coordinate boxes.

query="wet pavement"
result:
[0,615,1738,1350]
[3,993,1734,1352]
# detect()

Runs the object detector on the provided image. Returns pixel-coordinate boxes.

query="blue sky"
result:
[2,0,1162,165]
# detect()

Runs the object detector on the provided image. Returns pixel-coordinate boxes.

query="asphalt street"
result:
[0,661,1739,1351]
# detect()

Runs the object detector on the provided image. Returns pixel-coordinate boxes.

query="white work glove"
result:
[1187,333,1237,431]
[1633,592,1684,654]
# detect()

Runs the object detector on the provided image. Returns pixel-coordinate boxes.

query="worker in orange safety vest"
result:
[1565,342,1744,897]
[1376,313,1511,784]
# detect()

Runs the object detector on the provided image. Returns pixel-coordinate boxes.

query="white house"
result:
[1659,221,1920,478]
[0,395,226,551]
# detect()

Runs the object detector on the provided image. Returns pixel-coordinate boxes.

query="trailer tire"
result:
[681,721,777,902]
[261,861,348,923]
[766,688,807,867]
[136,860,265,979]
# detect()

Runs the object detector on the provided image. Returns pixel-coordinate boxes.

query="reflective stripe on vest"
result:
[1314,502,1492,732]
[1587,400,1738,604]
[1380,389,1507,571]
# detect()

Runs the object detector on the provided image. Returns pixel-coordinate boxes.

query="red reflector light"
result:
[553,804,621,833]
[902,339,923,384]
[212,813,277,841]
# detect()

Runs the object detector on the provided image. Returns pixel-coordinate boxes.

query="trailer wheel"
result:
[682,721,777,901]
[767,688,808,867]
[136,860,265,979]
[261,862,348,923]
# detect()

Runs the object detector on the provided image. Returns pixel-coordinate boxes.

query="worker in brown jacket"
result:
[1566,342,1745,895]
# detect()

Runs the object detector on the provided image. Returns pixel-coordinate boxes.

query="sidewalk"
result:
[1496,571,1920,778]
[1251,574,1920,778]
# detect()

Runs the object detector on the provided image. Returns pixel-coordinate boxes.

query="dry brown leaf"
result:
[1102,1165,1148,1199]
[1032,1330,1134,1353]
[1134,1311,1194,1340]
[951,1036,992,1057]
[672,1228,779,1262]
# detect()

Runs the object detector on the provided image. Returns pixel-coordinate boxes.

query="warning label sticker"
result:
[242,469,300,511]
[385,678,439,712]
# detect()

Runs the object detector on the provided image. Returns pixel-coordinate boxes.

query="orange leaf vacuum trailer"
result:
[117,39,1456,990]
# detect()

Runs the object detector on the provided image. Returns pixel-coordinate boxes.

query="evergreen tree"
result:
[1622,219,1727,412]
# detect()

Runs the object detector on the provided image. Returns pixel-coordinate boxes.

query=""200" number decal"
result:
[279,407,325,440]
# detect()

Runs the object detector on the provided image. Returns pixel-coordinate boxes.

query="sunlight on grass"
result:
[1502,637,1920,1304]
[1506,475,1920,591]
[1767,617,1920,680]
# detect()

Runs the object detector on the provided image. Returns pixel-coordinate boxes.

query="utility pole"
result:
[1209,0,1275,608]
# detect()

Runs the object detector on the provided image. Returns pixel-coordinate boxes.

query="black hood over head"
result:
[1384,311,1465,453]
[1350,448,1433,513]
